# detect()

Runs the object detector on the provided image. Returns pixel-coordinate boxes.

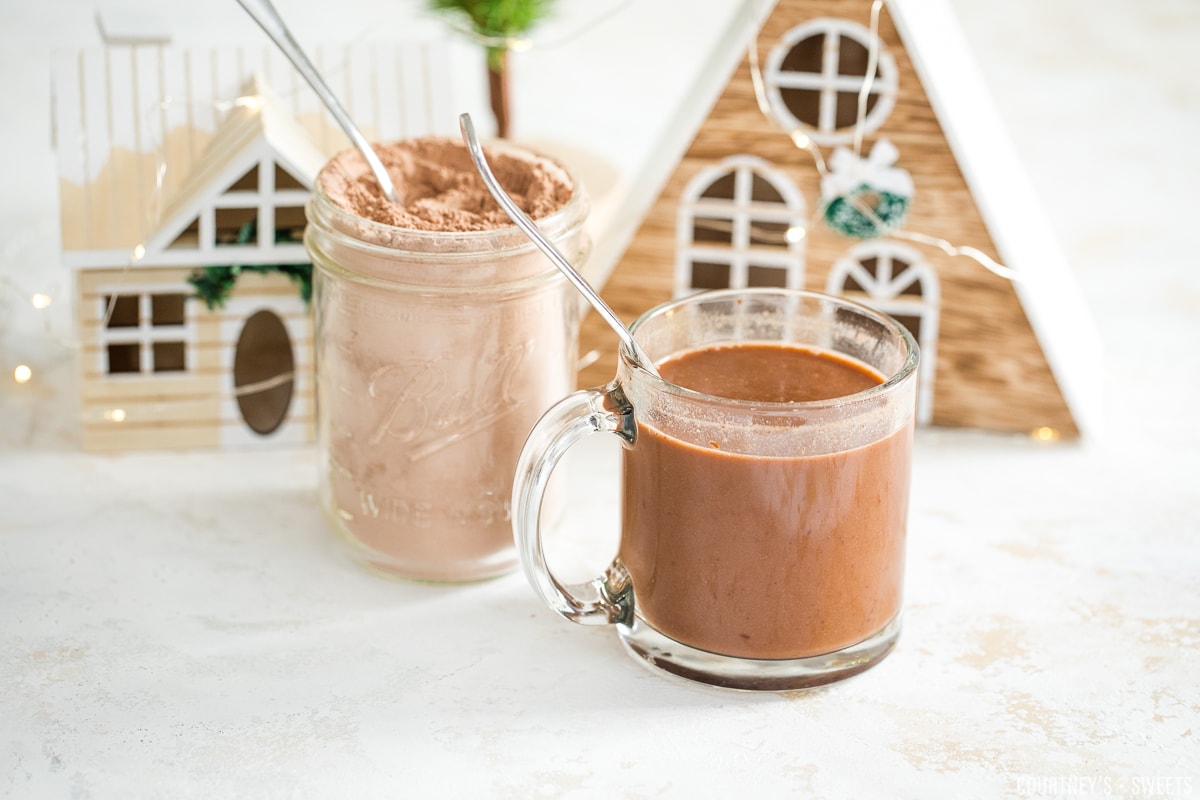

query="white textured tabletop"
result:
[2,0,1198,797]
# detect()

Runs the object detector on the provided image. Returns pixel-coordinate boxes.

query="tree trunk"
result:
[487,47,510,139]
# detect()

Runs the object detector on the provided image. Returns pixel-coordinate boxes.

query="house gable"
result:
[578,0,1100,439]
[139,78,324,268]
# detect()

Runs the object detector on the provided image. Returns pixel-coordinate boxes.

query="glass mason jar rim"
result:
[306,142,590,263]
[619,287,920,416]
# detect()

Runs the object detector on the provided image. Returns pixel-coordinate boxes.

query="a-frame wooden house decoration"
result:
[54,42,456,451]
[578,0,1101,439]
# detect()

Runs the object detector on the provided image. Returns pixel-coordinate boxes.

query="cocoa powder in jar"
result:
[306,137,587,581]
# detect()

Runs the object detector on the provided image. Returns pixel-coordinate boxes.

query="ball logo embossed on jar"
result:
[365,339,534,460]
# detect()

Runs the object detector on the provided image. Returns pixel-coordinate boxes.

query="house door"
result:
[233,309,295,435]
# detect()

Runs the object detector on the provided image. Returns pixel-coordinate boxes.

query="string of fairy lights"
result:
[4,3,642,412]
[734,0,1060,442]
[742,0,1019,283]
[1,274,65,391]
[5,0,1055,442]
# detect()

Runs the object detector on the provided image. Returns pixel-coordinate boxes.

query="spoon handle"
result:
[458,113,660,378]
[236,0,398,203]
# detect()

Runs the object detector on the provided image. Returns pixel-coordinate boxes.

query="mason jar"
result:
[304,140,588,581]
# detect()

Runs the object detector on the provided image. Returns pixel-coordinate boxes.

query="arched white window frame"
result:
[674,155,807,298]
[763,18,898,148]
[826,241,940,425]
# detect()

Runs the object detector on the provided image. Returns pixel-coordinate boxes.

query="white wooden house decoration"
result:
[578,0,1102,439]
[54,42,457,451]
[75,79,322,451]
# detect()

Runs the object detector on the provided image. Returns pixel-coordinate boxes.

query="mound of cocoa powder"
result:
[318,137,574,232]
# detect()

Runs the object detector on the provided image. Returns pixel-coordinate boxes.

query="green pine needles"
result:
[427,0,556,137]
[428,0,556,64]
[187,220,312,311]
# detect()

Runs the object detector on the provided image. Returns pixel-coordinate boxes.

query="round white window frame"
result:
[763,18,899,148]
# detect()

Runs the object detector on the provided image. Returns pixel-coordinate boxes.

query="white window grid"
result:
[179,156,309,253]
[675,155,808,298]
[763,18,899,148]
[98,285,196,377]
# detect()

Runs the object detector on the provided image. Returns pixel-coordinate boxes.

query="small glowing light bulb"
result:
[13,365,32,384]
[786,226,807,243]
[106,408,127,423]
[1032,426,1059,442]
[31,293,52,309]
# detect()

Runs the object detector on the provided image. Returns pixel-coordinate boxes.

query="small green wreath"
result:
[187,220,312,310]
[823,185,910,240]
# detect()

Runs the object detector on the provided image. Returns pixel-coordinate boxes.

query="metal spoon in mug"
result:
[236,0,398,204]
[458,112,660,378]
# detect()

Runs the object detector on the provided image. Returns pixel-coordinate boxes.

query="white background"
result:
[2,1,1198,797]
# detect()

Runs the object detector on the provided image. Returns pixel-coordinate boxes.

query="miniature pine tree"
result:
[428,0,556,138]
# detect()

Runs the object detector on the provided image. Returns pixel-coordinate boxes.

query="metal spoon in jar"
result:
[236,0,398,204]
[458,112,660,378]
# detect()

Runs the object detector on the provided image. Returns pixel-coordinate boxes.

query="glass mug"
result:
[512,289,919,690]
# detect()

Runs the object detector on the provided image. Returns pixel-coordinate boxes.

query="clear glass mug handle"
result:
[511,384,637,626]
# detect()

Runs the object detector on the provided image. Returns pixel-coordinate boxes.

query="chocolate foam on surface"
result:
[318,137,574,232]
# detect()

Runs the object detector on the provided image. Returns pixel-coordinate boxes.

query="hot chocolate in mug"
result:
[512,288,919,690]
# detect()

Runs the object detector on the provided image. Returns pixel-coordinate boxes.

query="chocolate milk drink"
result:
[620,343,911,660]
[305,138,588,581]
